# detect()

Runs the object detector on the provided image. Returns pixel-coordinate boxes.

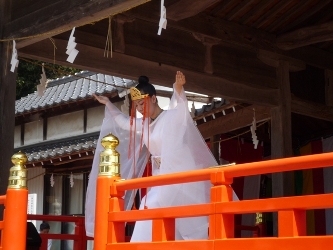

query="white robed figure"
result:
[85,71,237,241]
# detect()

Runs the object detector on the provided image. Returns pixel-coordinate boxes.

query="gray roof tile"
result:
[15,71,136,115]
[15,133,99,164]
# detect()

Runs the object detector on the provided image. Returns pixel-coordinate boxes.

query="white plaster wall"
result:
[27,167,45,230]
[86,106,104,133]
[48,111,84,140]
[86,102,126,133]
[14,125,21,148]
[24,120,43,146]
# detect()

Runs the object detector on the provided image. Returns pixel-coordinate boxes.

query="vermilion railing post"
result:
[278,209,306,237]
[94,133,123,250]
[210,170,234,239]
[152,218,175,241]
[73,217,85,250]
[107,180,125,244]
[2,152,28,250]
[81,217,89,250]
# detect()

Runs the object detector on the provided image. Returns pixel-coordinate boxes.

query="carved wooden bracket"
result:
[114,14,135,53]
[192,33,221,74]
[257,49,306,72]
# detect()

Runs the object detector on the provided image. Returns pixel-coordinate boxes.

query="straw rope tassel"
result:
[104,16,113,58]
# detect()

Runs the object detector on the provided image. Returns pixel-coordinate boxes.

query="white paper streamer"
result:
[70,172,74,188]
[50,173,55,187]
[10,40,19,72]
[66,27,79,63]
[37,64,47,96]
[250,109,259,149]
[157,0,167,35]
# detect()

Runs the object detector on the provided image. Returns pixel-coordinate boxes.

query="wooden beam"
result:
[5,0,150,49]
[257,50,306,72]
[198,105,270,139]
[277,20,333,50]
[287,45,333,71]
[18,38,279,106]
[126,10,277,52]
[156,89,211,103]
[194,94,333,126]
[291,96,333,121]
[167,0,220,21]
[125,10,333,70]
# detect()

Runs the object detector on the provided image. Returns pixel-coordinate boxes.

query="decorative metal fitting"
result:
[99,133,121,177]
[8,151,28,189]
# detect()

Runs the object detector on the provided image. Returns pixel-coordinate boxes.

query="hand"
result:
[92,93,110,105]
[175,71,186,87]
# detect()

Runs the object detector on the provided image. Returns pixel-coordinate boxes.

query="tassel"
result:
[104,16,113,58]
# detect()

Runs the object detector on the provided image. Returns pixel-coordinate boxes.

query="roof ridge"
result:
[46,71,96,87]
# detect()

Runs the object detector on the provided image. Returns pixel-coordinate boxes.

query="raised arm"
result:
[93,93,110,105]
[93,93,124,115]
[174,71,186,95]
[92,93,132,130]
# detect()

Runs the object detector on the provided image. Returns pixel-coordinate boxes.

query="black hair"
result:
[40,222,50,231]
[135,76,156,97]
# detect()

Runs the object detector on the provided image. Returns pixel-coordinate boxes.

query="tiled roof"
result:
[15,132,99,166]
[15,71,136,115]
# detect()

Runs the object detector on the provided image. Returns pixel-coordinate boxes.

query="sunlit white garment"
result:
[85,97,148,237]
[131,87,221,241]
[85,84,238,239]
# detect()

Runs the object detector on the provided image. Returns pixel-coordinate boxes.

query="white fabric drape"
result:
[85,100,148,237]
[85,84,238,240]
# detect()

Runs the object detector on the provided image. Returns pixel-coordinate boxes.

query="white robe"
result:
[85,84,237,240]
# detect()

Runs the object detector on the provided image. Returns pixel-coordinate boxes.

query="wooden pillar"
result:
[258,50,305,236]
[0,0,17,219]
[271,60,294,236]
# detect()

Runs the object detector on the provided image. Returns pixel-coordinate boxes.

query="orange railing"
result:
[27,214,92,250]
[0,152,28,250]
[95,152,333,250]
[0,190,28,250]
